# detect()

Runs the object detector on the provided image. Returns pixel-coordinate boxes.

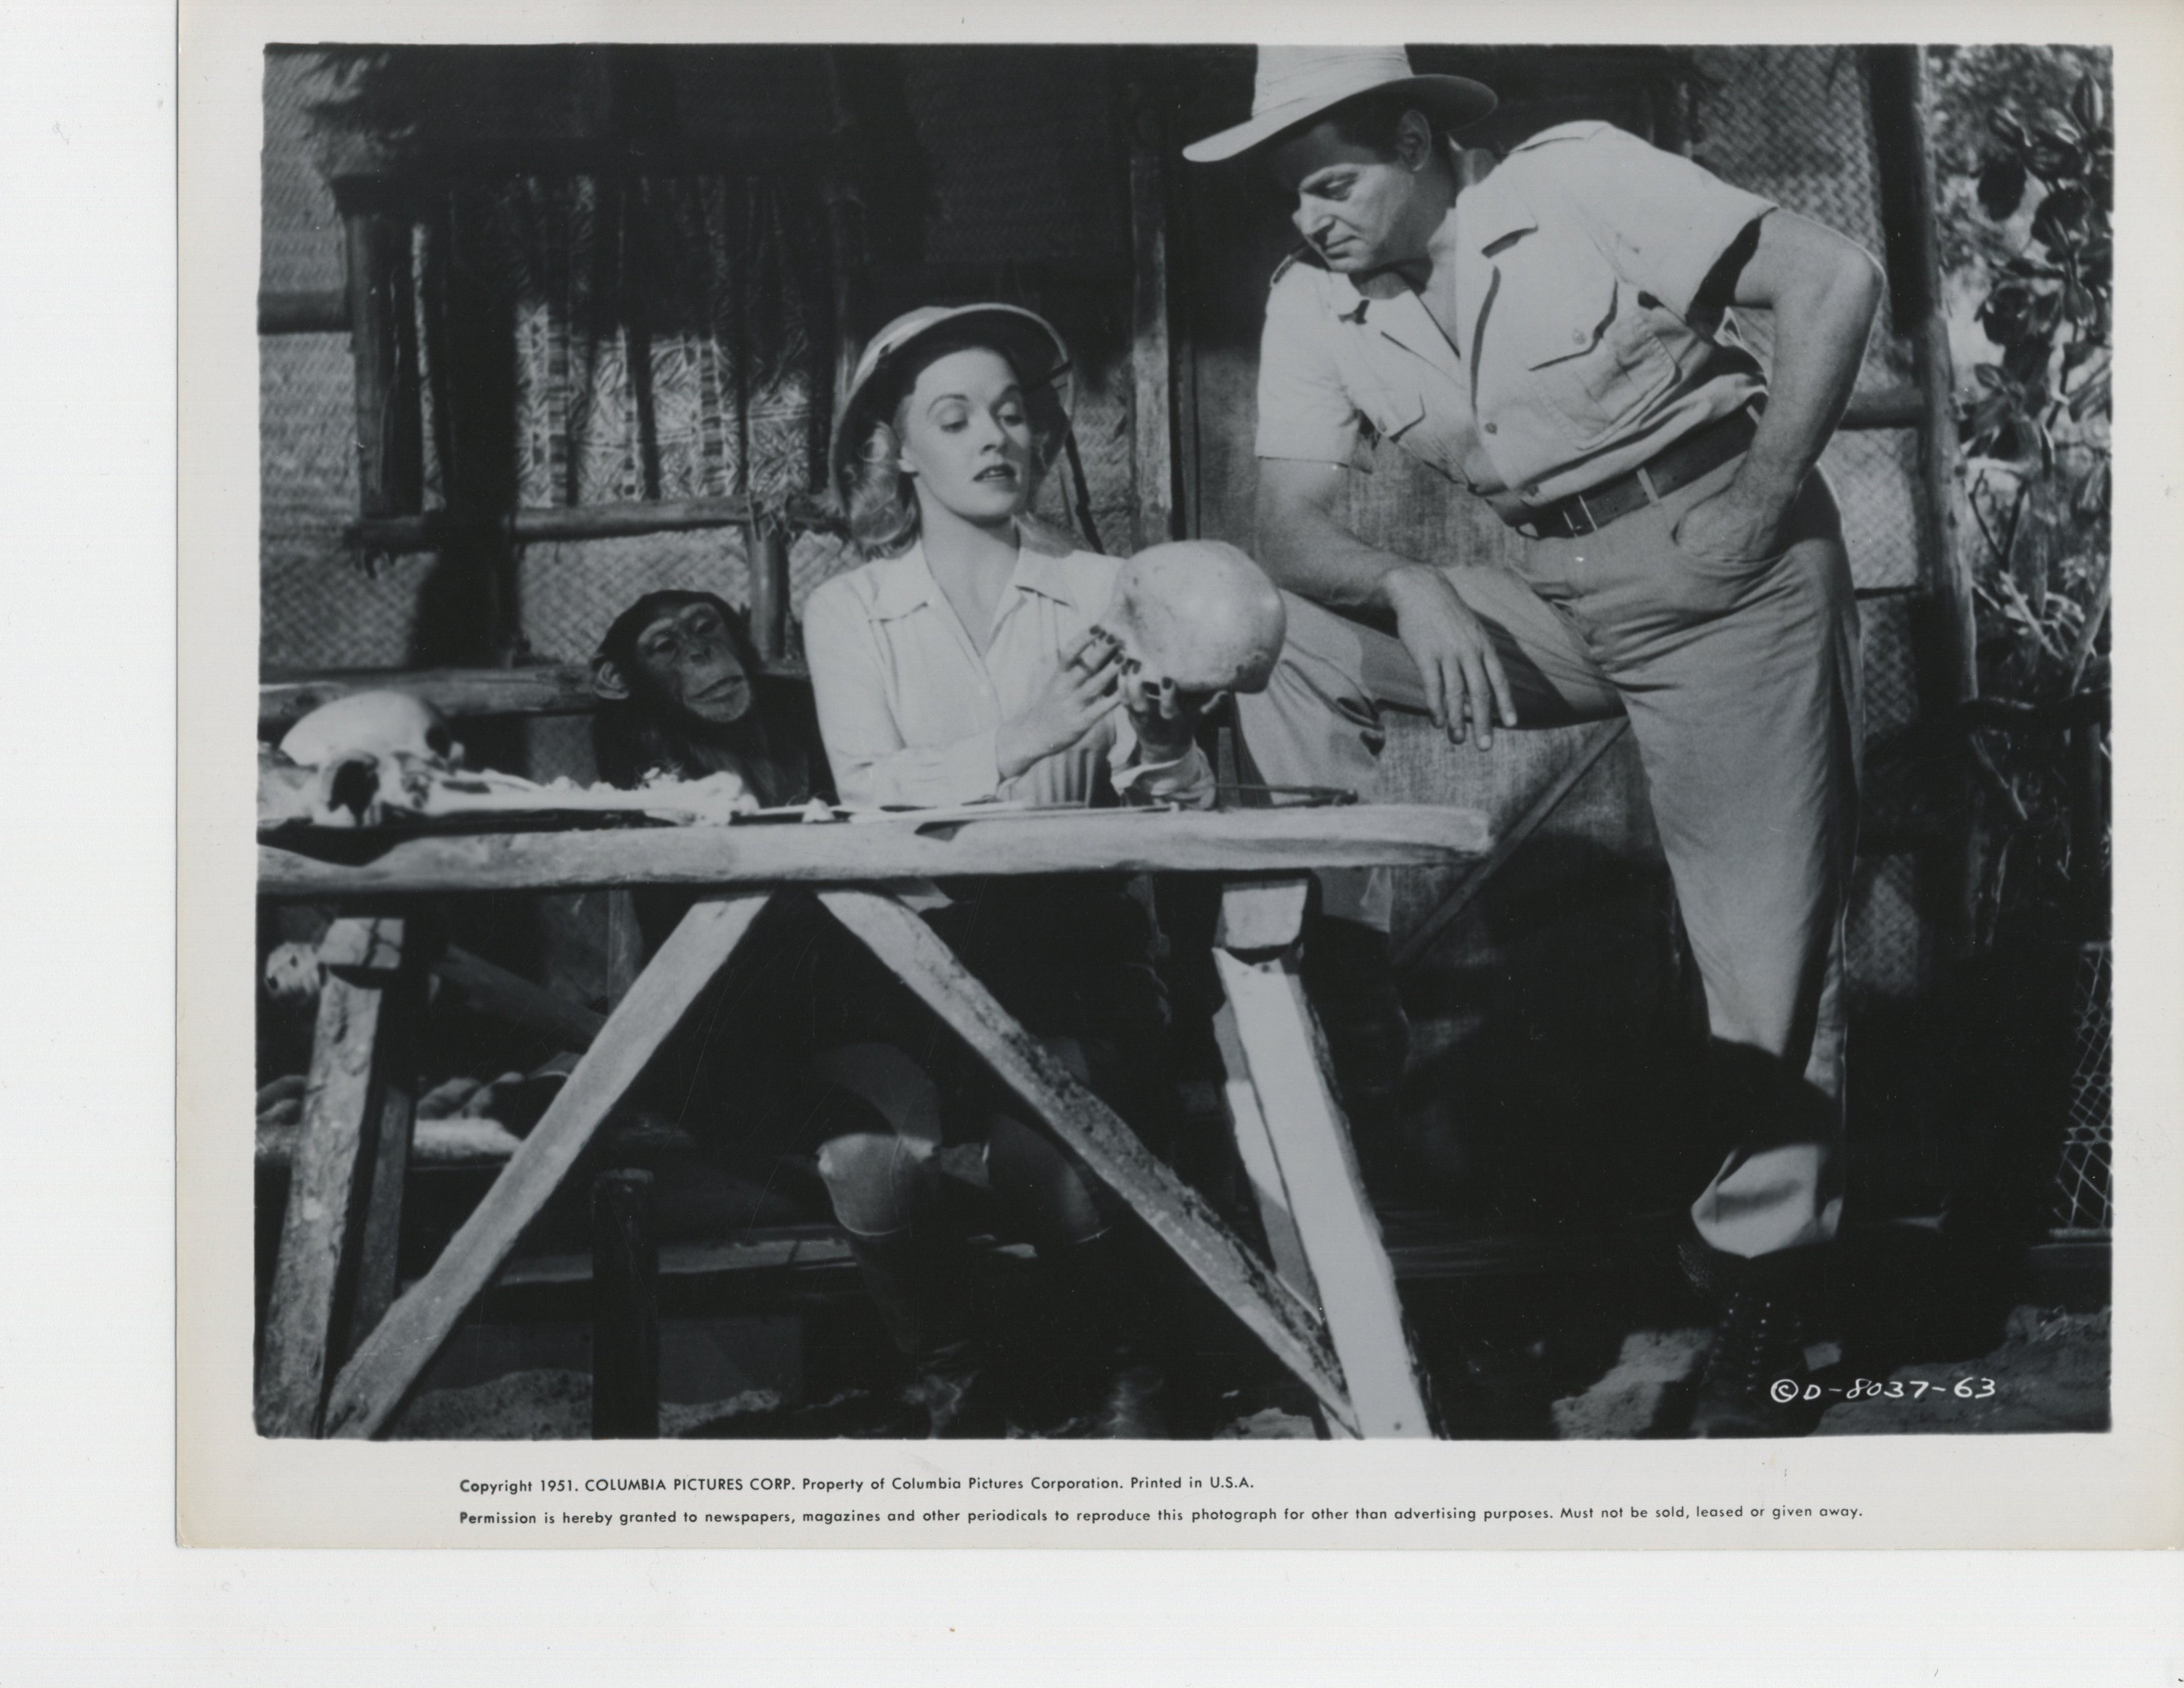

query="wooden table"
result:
[255,803,1490,1440]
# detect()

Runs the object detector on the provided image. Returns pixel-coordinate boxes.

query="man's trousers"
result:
[1236,455,1862,1259]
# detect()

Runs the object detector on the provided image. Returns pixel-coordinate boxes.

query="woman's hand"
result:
[1122,668,1206,766]
[995,630,1123,779]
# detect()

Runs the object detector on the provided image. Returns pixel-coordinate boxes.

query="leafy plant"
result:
[1945,57,2111,941]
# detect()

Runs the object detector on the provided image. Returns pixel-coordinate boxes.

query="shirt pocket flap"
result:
[1353,381,1428,442]
[1516,267,1619,371]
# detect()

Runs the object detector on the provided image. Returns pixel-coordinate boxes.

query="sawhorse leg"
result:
[257,916,420,1436]
[317,893,771,1439]
[816,887,1354,1432]
[1213,877,1433,1438]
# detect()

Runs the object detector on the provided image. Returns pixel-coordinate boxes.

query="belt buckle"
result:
[1567,491,1597,536]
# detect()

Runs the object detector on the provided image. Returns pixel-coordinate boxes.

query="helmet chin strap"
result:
[1060,425,1105,554]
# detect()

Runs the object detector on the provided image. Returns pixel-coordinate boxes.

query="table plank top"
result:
[257,802,1492,898]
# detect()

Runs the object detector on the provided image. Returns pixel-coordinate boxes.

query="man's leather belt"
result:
[1524,406,1759,539]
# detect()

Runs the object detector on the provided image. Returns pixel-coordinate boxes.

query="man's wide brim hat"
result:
[829,303,1073,508]
[1182,46,1496,164]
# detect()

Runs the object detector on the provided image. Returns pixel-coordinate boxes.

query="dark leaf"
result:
[2036,108,2085,154]
[2085,155,2113,213]
[1978,151,2028,219]
[1971,361,2011,393]
[2073,459,2111,516]
[2067,366,2111,423]
[1987,109,2028,148]
[2002,336,2052,386]
[1960,397,2011,457]
[2026,134,2083,182]
[2060,337,2099,372]
[2077,232,2112,287]
[1978,282,2062,348]
[2031,184,2095,251]
[2070,73,2107,136]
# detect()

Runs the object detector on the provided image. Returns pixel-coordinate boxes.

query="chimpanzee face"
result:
[631,599,752,725]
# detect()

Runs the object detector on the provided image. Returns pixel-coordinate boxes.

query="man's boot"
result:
[846,1232,1006,1438]
[1680,1232,1827,1438]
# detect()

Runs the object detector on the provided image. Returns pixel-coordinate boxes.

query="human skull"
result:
[1094,540,1287,697]
[277,690,461,827]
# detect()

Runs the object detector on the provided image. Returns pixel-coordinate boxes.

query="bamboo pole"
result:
[1867,46,1979,956]
[1125,63,1179,549]
[590,1170,660,1439]
[343,495,756,557]
[335,177,424,522]
[260,665,600,734]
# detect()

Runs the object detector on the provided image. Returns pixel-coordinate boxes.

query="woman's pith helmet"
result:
[827,303,1073,509]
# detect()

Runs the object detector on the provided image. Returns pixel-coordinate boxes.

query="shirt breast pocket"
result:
[1350,381,1427,452]
[1516,269,1678,451]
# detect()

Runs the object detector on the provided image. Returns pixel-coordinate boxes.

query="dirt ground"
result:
[389,1300,2108,1442]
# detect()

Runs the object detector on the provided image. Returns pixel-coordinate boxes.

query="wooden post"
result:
[1212,1000,1320,1309]
[322,894,772,1438]
[334,177,424,522]
[749,522,790,667]
[345,960,419,1358]
[1214,878,1433,1438]
[1125,66,1179,548]
[604,892,645,1009]
[815,887,1353,1429]
[821,49,870,414]
[1868,46,1979,955]
[257,917,411,1436]
[590,1170,660,1439]
[431,945,607,1053]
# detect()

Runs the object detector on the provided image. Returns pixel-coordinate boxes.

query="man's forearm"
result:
[1733,248,1884,514]
[1253,475,1432,614]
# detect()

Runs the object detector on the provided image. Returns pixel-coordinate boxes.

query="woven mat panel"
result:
[261,51,344,295]
[1859,592,1920,742]
[1846,849,1931,1006]
[261,335,435,669]
[1825,430,1925,592]
[1688,47,1911,389]
[514,530,753,665]
[2049,942,2113,1235]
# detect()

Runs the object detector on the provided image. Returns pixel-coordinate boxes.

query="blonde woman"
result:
[800,304,1209,1437]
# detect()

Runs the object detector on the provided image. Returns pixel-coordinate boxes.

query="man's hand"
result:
[1670,482,1792,567]
[1379,564,1518,747]
[995,629,1123,779]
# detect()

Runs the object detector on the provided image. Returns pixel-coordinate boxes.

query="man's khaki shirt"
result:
[1255,121,1778,516]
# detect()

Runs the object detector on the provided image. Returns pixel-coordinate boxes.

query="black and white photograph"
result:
[217,21,2153,1499]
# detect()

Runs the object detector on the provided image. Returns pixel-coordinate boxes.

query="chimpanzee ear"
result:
[590,653,633,702]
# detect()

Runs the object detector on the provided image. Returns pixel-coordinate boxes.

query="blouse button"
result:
[1482,422,1498,434]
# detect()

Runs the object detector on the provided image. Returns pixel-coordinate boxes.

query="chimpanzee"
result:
[589,589,827,809]
[584,588,908,1256]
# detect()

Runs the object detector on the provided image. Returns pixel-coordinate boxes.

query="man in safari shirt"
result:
[1186,49,1883,1436]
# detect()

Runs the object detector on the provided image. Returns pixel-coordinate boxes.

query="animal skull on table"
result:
[275,690,464,827]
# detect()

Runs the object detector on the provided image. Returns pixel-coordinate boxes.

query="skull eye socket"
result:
[425,726,452,758]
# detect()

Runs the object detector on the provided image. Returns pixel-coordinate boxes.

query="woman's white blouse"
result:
[802,530,1216,810]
